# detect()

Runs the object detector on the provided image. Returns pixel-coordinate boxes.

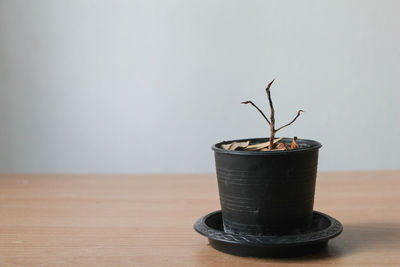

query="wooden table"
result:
[0,171,399,266]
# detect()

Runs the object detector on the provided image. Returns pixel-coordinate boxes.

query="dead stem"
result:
[241,101,271,125]
[275,110,304,132]
[265,79,275,150]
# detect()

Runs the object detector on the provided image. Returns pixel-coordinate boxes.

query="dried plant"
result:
[241,79,303,150]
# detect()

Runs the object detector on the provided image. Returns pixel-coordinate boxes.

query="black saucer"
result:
[194,210,343,258]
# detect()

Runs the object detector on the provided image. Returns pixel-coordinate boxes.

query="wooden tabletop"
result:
[0,171,399,266]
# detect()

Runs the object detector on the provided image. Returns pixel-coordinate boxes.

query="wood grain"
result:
[0,171,399,266]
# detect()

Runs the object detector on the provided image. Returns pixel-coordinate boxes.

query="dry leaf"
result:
[245,137,283,151]
[230,141,250,150]
[290,136,299,149]
[246,142,269,151]
[221,143,232,150]
[221,141,250,150]
[222,138,291,151]
[276,142,288,150]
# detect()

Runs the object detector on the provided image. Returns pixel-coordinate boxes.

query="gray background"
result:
[0,0,399,173]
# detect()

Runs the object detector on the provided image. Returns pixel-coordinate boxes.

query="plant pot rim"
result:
[212,137,322,156]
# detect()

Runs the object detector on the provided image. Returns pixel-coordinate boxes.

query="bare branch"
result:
[266,79,275,90]
[275,110,304,132]
[241,101,271,125]
[265,79,276,149]
[265,79,276,125]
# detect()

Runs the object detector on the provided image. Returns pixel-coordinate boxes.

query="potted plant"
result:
[194,79,342,257]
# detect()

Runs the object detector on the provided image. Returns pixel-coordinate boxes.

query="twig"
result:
[265,79,275,149]
[241,101,271,125]
[275,110,304,132]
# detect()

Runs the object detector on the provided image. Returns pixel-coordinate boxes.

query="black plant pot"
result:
[212,137,322,236]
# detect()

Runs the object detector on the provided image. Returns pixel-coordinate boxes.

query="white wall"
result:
[0,0,399,173]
